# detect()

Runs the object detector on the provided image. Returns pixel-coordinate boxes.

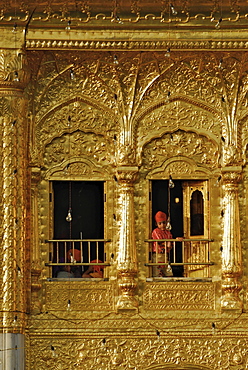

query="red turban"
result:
[90,259,103,273]
[67,249,81,262]
[155,211,167,223]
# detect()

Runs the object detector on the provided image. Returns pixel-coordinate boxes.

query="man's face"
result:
[157,220,166,230]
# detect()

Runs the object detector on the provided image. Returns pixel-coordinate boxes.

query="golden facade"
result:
[1,1,248,369]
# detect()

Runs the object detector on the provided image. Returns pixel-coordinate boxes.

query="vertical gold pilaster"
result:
[116,167,138,312]
[0,48,29,332]
[1,113,17,329]
[221,168,243,311]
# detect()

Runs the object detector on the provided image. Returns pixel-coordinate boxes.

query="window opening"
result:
[150,179,184,277]
[46,181,110,278]
[145,179,213,279]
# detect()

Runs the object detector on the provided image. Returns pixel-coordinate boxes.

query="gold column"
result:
[221,168,243,311]
[0,48,29,332]
[116,167,138,312]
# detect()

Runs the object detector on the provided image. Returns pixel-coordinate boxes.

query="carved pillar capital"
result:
[31,166,41,185]
[220,167,243,311]
[116,166,139,184]
[221,167,242,185]
[0,48,30,92]
[222,143,242,167]
[117,143,137,166]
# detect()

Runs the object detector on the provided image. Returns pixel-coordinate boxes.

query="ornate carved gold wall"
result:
[1,1,248,369]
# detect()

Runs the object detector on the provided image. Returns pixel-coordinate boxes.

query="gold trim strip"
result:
[25,39,248,51]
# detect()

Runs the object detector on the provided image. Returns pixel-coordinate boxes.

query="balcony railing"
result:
[145,238,214,278]
[45,239,111,274]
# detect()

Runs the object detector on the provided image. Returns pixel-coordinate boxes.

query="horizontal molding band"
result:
[25,39,248,51]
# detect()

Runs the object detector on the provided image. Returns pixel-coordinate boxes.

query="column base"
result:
[221,294,243,313]
[117,296,138,313]
[221,276,243,312]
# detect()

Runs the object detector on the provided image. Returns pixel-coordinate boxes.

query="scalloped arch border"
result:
[44,157,111,180]
[146,156,213,180]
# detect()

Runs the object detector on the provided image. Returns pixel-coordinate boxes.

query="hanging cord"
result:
[166,176,175,273]
[166,175,174,230]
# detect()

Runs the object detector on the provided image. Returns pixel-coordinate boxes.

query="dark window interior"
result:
[152,179,183,238]
[53,181,104,239]
[190,189,204,236]
[52,181,104,277]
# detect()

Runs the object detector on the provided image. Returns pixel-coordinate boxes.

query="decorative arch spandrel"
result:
[31,100,117,165]
[26,50,120,117]
[141,130,219,173]
[43,130,115,171]
[136,99,220,164]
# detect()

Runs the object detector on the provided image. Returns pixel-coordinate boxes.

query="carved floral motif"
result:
[29,336,248,370]
[26,51,248,170]
[142,129,219,170]
[45,282,114,311]
[0,49,24,83]
[143,283,215,310]
[44,131,115,169]
[137,101,220,154]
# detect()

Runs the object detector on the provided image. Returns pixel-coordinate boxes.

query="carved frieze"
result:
[45,281,114,311]
[143,282,215,310]
[29,336,248,370]
[25,39,248,51]
[1,0,248,30]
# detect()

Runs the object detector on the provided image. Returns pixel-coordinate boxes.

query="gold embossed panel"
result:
[143,282,215,310]
[29,336,248,370]
[45,281,115,311]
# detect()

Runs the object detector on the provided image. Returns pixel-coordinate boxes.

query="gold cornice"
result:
[25,38,248,51]
[0,0,246,28]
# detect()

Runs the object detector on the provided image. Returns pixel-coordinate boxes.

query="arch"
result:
[34,95,117,156]
[44,158,111,181]
[136,99,221,164]
[146,156,212,180]
[136,94,220,125]
[142,127,220,176]
[37,95,116,129]
[39,126,115,173]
